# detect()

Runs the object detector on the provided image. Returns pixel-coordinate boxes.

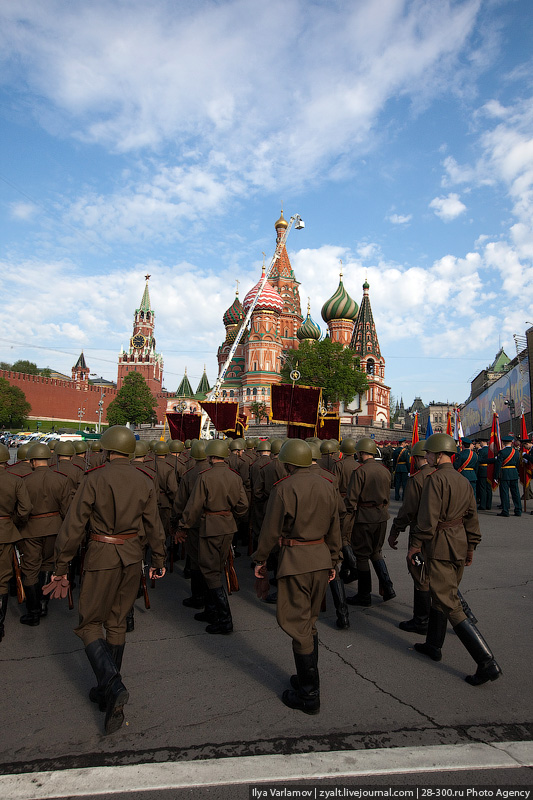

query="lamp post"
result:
[78,407,86,428]
[95,391,106,433]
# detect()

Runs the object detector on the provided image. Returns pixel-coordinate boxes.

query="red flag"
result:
[487,412,501,490]
[166,412,202,441]
[519,413,532,490]
[446,411,452,436]
[410,412,419,475]
[199,401,239,434]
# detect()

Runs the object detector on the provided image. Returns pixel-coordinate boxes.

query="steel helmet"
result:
[229,438,246,451]
[320,440,336,455]
[340,437,357,455]
[206,439,230,459]
[0,443,10,463]
[134,441,150,458]
[190,440,207,460]
[100,426,136,456]
[270,438,283,455]
[91,441,102,452]
[245,439,255,449]
[184,439,192,449]
[169,439,185,453]
[28,443,52,460]
[55,441,76,457]
[424,433,457,455]
[256,440,272,452]
[74,441,88,454]
[153,441,170,455]
[411,440,428,458]
[48,440,57,451]
[308,441,322,460]
[279,439,312,468]
[149,439,159,451]
[355,438,378,456]
[17,444,31,460]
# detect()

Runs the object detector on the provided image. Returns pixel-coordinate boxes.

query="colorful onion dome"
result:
[297,302,321,341]
[223,292,244,327]
[275,209,288,230]
[321,274,358,323]
[243,266,284,314]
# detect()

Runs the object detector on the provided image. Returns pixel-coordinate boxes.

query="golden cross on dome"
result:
[339,259,343,279]
[307,297,311,315]
[235,279,240,295]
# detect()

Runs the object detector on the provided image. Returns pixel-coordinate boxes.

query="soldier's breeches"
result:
[21,536,56,585]
[185,528,200,570]
[75,563,141,647]
[427,558,466,627]
[159,507,171,536]
[0,543,14,594]
[407,540,429,591]
[351,521,387,564]
[198,534,233,589]
[276,571,329,655]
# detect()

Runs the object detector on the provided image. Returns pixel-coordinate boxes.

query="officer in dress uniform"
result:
[495,434,522,517]
[454,438,478,496]
[46,426,166,735]
[392,439,410,501]
[409,433,501,685]
[253,439,342,715]
[476,439,492,510]
[0,443,32,643]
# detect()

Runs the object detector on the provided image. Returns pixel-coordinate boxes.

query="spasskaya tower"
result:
[117,275,164,394]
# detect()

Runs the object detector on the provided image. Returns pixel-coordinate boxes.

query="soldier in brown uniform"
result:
[409,433,501,685]
[388,439,433,633]
[8,443,33,477]
[178,439,248,634]
[318,439,337,473]
[46,426,166,734]
[72,440,90,473]
[249,440,271,543]
[333,437,360,498]
[19,443,72,626]
[253,439,342,715]
[252,438,286,601]
[89,441,106,468]
[166,439,187,486]
[0,443,32,642]
[53,441,83,492]
[344,437,395,606]
[153,441,179,546]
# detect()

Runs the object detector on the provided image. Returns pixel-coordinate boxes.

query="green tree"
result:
[281,339,368,406]
[0,377,31,428]
[249,400,269,423]
[106,371,157,426]
[11,360,40,375]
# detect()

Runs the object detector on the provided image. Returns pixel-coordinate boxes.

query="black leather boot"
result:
[291,634,319,690]
[85,639,129,734]
[206,586,233,635]
[346,569,372,606]
[414,607,447,661]
[183,554,192,578]
[329,573,350,629]
[39,571,53,618]
[194,586,217,622]
[283,650,320,715]
[19,584,41,626]
[453,619,502,685]
[372,558,396,601]
[0,594,8,642]
[125,607,135,632]
[399,589,430,634]
[183,569,207,609]
[457,590,478,625]
[90,643,125,710]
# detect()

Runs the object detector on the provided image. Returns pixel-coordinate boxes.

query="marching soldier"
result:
[8,443,33,477]
[318,440,337,473]
[333,437,359,497]
[153,441,179,537]
[46,426,166,735]
[392,439,410,501]
[72,440,90,473]
[249,440,272,543]
[89,441,105,468]
[494,434,522,516]
[166,439,187,486]
[0,443,32,643]
[408,433,501,685]
[253,439,342,715]
[344,437,394,606]
[52,441,83,492]
[178,439,248,635]
[454,438,478,495]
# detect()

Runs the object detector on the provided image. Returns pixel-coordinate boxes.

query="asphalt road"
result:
[0,495,531,798]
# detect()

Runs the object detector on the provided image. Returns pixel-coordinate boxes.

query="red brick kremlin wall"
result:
[0,370,169,427]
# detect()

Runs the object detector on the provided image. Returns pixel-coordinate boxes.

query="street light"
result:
[95,391,106,433]
[78,407,86,427]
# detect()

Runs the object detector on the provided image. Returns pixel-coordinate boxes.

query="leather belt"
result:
[358,501,386,509]
[30,511,60,519]
[0,515,10,519]
[90,532,138,544]
[436,517,464,531]
[502,465,516,468]
[279,537,325,547]
[205,510,232,516]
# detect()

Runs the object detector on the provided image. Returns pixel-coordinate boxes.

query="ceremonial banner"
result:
[519,414,532,497]
[446,411,452,436]
[271,383,322,428]
[425,418,434,438]
[287,424,311,440]
[317,415,341,441]
[199,401,239,434]
[487,412,501,490]
[166,412,202,442]
[410,412,419,475]
[454,408,464,441]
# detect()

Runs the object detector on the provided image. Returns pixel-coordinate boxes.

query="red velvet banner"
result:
[317,416,340,440]
[199,401,239,433]
[166,412,202,441]
[271,383,321,428]
[287,424,311,440]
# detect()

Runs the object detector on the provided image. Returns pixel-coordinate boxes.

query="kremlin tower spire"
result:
[117,274,163,394]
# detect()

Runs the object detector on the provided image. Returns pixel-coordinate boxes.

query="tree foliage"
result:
[281,339,368,406]
[249,400,269,423]
[106,371,157,426]
[0,377,31,428]
[11,360,40,375]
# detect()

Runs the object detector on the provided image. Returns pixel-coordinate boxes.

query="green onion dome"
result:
[223,292,244,327]
[321,275,358,323]
[297,303,321,341]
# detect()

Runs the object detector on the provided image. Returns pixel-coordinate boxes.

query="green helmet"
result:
[340,437,357,455]
[90,441,102,452]
[424,433,457,455]
[55,441,76,457]
[74,441,88,454]
[190,440,207,460]
[229,438,246,451]
[100,426,136,456]
[17,443,31,461]
[0,443,10,463]
[153,441,170,456]
[245,439,255,450]
[134,441,150,458]
[320,440,336,455]
[270,438,283,455]
[206,439,230,459]
[48,440,57,451]
[355,438,378,456]
[308,441,322,460]
[279,439,312,468]
[169,439,185,454]
[184,439,192,449]
[256,440,272,452]
[149,439,159,451]
[329,439,340,452]
[411,440,428,458]
[28,443,52,460]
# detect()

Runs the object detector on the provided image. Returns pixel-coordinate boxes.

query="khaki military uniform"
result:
[0,468,32,593]
[390,464,434,591]
[249,453,272,538]
[7,461,32,478]
[52,460,83,493]
[172,460,211,568]
[54,458,166,646]
[344,458,391,566]
[154,457,179,536]
[333,453,359,497]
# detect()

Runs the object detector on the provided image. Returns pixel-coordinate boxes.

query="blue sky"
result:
[0,0,532,407]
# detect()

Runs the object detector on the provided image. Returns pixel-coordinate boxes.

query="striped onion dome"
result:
[321,275,358,323]
[223,292,244,327]
[297,304,321,341]
[243,267,283,315]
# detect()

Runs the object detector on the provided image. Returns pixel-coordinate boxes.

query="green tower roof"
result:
[176,368,194,398]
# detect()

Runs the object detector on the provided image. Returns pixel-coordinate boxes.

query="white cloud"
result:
[429,192,467,221]
[388,213,412,225]
[10,201,38,221]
